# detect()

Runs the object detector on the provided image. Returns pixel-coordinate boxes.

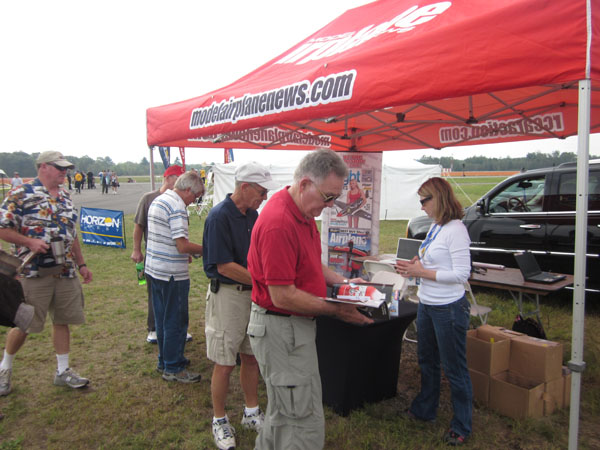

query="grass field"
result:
[1,176,599,449]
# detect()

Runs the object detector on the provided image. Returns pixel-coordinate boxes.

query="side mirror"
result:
[476,198,487,215]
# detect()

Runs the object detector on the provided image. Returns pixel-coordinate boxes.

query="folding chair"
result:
[464,282,492,325]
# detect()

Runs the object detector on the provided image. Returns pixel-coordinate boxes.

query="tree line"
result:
[1,150,598,179]
[0,152,207,178]
[418,150,599,171]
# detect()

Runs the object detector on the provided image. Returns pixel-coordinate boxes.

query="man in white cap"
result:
[0,151,93,397]
[203,162,278,450]
[131,165,192,345]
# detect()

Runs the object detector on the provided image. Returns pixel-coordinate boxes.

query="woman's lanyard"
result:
[419,223,442,260]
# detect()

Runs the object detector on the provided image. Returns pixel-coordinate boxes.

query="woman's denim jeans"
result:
[148,275,190,374]
[410,295,473,438]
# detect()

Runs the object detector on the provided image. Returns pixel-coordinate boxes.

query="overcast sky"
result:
[1,0,597,167]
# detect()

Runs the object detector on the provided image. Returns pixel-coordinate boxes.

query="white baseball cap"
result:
[235,162,279,190]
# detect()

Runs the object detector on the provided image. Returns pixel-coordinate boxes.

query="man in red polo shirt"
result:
[247,149,371,450]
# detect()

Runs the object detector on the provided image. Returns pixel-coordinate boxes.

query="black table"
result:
[316,300,418,416]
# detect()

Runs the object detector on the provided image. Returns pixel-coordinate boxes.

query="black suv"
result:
[406,161,600,291]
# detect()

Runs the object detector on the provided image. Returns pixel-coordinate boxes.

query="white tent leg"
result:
[568,78,590,450]
[149,146,156,191]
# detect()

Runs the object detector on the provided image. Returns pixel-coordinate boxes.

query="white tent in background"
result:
[211,160,441,220]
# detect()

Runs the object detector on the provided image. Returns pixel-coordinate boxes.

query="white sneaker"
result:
[212,416,236,450]
[146,331,157,344]
[186,332,193,342]
[53,368,89,389]
[0,368,12,396]
[241,408,264,432]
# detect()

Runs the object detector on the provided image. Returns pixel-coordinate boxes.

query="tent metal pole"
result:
[568,78,590,450]
[149,146,156,191]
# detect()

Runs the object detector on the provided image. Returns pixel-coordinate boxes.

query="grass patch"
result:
[0,215,599,449]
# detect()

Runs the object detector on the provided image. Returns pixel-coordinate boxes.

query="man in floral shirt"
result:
[0,151,93,397]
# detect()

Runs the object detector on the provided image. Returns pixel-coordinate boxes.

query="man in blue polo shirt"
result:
[203,162,278,450]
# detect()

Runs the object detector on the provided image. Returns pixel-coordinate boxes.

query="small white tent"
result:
[211,160,441,220]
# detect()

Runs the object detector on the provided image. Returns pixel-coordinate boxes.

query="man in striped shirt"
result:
[145,171,205,383]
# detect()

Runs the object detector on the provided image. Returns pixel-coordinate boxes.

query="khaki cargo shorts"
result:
[205,284,253,366]
[20,276,85,333]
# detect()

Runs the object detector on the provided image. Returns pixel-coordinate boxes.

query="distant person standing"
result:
[104,170,112,195]
[10,172,23,189]
[145,171,205,382]
[74,171,83,194]
[111,172,119,194]
[131,165,192,344]
[66,170,72,190]
[100,170,108,194]
[87,171,94,189]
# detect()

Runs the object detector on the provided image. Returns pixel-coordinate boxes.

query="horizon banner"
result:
[80,207,126,248]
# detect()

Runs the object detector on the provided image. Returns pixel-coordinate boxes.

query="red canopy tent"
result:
[147,1,598,447]
[147,0,598,153]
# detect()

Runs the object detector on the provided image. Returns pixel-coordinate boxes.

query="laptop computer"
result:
[379,238,422,264]
[514,252,566,284]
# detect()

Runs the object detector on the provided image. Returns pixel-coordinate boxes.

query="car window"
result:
[489,176,545,213]
[557,170,600,211]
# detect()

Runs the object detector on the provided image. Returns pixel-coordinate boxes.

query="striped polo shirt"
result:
[145,189,190,281]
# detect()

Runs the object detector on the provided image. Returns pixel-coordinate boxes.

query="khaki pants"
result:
[247,304,324,450]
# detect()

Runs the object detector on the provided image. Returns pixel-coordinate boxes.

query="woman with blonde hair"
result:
[395,177,472,446]
[346,178,367,228]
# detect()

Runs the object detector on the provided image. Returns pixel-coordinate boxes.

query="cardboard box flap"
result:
[476,325,523,342]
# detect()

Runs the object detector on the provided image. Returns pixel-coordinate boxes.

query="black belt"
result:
[229,283,252,292]
[213,280,252,292]
[265,309,291,317]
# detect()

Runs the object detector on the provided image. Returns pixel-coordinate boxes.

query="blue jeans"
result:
[148,275,190,374]
[410,296,472,438]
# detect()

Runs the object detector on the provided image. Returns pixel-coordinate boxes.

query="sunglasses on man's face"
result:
[249,183,268,197]
[311,180,339,203]
[47,163,69,172]
[419,196,433,206]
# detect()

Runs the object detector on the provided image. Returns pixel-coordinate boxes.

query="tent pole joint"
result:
[567,360,586,373]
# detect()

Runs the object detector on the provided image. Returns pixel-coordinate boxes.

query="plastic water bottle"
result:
[136,262,146,286]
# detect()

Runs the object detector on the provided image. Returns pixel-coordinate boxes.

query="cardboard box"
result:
[477,325,524,341]
[543,377,564,415]
[563,366,572,408]
[467,326,511,375]
[490,371,545,419]
[509,335,563,383]
[469,368,490,406]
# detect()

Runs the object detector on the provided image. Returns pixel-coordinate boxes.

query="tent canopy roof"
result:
[147,0,599,152]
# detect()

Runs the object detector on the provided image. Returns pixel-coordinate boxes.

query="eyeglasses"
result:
[419,196,433,206]
[249,183,268,197]
[311,180,340,203]
[47,163,69,172]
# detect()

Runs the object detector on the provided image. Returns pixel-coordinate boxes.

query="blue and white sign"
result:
[79,207,126,248]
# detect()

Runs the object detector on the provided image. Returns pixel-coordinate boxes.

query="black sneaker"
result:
[443,429,467,446]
